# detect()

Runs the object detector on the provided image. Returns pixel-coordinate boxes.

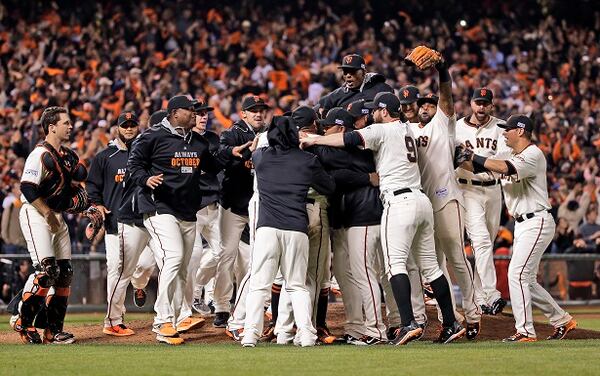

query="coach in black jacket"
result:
[241,116,335,348]
[318,54,393,115]
[212,95,269,325]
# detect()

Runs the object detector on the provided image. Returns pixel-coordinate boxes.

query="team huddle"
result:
[9,46,577,346]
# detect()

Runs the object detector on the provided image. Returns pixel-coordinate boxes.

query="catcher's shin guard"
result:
[16,272,51,330]
[44,260,73,334]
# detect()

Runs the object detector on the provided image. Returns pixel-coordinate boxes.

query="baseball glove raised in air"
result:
[453,144,473,168]
[84,206,104,241]
[404,45,443,70]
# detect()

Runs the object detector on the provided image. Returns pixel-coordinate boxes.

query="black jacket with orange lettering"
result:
[128,119,221,222]
[86,140,128,234]
[217,120,259,216]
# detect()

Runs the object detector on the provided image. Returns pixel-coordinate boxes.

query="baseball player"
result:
[128,95,249,345]
[128,110,166,308]
[14,106,91,344]
[241,116,336,347]
[399,85,420,123]
[86,111,145,336]
[319,54,394,115]
[301,92,465,345]
[455,114,576,342]
[455,88,508,315]
[213,95,270,327]
[408,59,481,339]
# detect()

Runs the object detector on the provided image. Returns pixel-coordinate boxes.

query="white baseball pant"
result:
[131,247,157,290]
[19,203,70,265]
[331,228,366,339]
[242,227,317,346]
[191,203,221,299]
[104,223,155,327]
[144,214,196,327]
[509,211,572,337]
[213,207,248,313]
[461,184,502,306]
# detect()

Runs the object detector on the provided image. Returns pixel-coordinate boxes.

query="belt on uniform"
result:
[515,210,549,223]
[393,188,424,196]
[306,198,316,204]
[458,178,501,187]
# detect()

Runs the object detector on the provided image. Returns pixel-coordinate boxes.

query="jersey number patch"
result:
[405,136,417,163]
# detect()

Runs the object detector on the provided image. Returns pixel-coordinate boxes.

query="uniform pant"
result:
[406,254,427,325]
[275,199,331,336]
[144,214,196,327]
[461,184,502,306]
[434,200,480,324]
[331,228,366,339]
[191,203,222,299]
[131,247,157,290]
[346,225,387,339]
[242,227,317,346]
[228,195,259,331]
[104,224,156,327]
[19,203,70,265]
[509,211,572,337]
[381,191,443,283]
[213,207,248,313]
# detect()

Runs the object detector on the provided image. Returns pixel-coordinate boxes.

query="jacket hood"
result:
[267,116,299,149]
[361,72,386,90]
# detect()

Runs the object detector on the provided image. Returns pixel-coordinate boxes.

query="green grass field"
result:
[1,310,600,376]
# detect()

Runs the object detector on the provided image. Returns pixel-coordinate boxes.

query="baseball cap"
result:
[398,85,420,104]
[194,100,214,112]
[346,99,370,118]
[117,111,139,127]
[319,107,354,129]
[497,114,533,132]
[167,95,198,112]
[338,54,366,70]
[242,95,270,111]
[472,87,493,103]
[291,106,317,129]
[416,93,439,107]
[364,92,400,112]
[149,110,167,127]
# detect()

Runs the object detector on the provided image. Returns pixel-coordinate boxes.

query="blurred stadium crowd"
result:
[1,0,600,302]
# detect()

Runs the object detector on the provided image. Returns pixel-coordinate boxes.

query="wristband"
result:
[472,154,489,173]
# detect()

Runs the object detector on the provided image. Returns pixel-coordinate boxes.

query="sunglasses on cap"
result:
[119,122,139,129]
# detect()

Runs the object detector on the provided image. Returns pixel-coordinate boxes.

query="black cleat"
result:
[434,321,466,344]
[466,322,480,340]
[547,320,577,340]
[480,304,492,315]
[213,311,230,328]
[490,298,507,315]
[43,330,76,344]
[389,321,423,346]
[18,328,43,344]
[359,335,387,345]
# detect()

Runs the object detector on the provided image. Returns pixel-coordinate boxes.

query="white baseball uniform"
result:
[131,247,157,290]
[455,115,508,307]
[410,108,480,324]
[501,144,572,337]
[357,121,443,283]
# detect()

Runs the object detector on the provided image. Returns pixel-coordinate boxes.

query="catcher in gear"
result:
[13,107,89,344]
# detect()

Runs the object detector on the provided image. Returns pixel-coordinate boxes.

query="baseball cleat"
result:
[176,317,206,333]
[153,323,178,337]
[18,328,43,344]
[434,321,466,344]
[157,334,184,345]
[359,335,387,345]
[466,322,480,340]
[490,298,507,315]
[226,328,244,341]
[334,334,365,345]
[43,330,76,344]
[316,326,337,344]
[480,304,492,315]
[103,324,135,337]
[192,298,215,316]
[502,332,537,343]
[547,320,577,340]
[242,342,256,348]
[133,289,147,308]
[389,321,423,346]
[213,312,229,328]
[259,324,275,342]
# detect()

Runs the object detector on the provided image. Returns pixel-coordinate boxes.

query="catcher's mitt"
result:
[404,45,443,70]
[453,144,473,168]
[84,206,104,241]
[65,184,90,214]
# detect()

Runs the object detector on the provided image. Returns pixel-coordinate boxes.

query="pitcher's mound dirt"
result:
[1,303,599,344]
